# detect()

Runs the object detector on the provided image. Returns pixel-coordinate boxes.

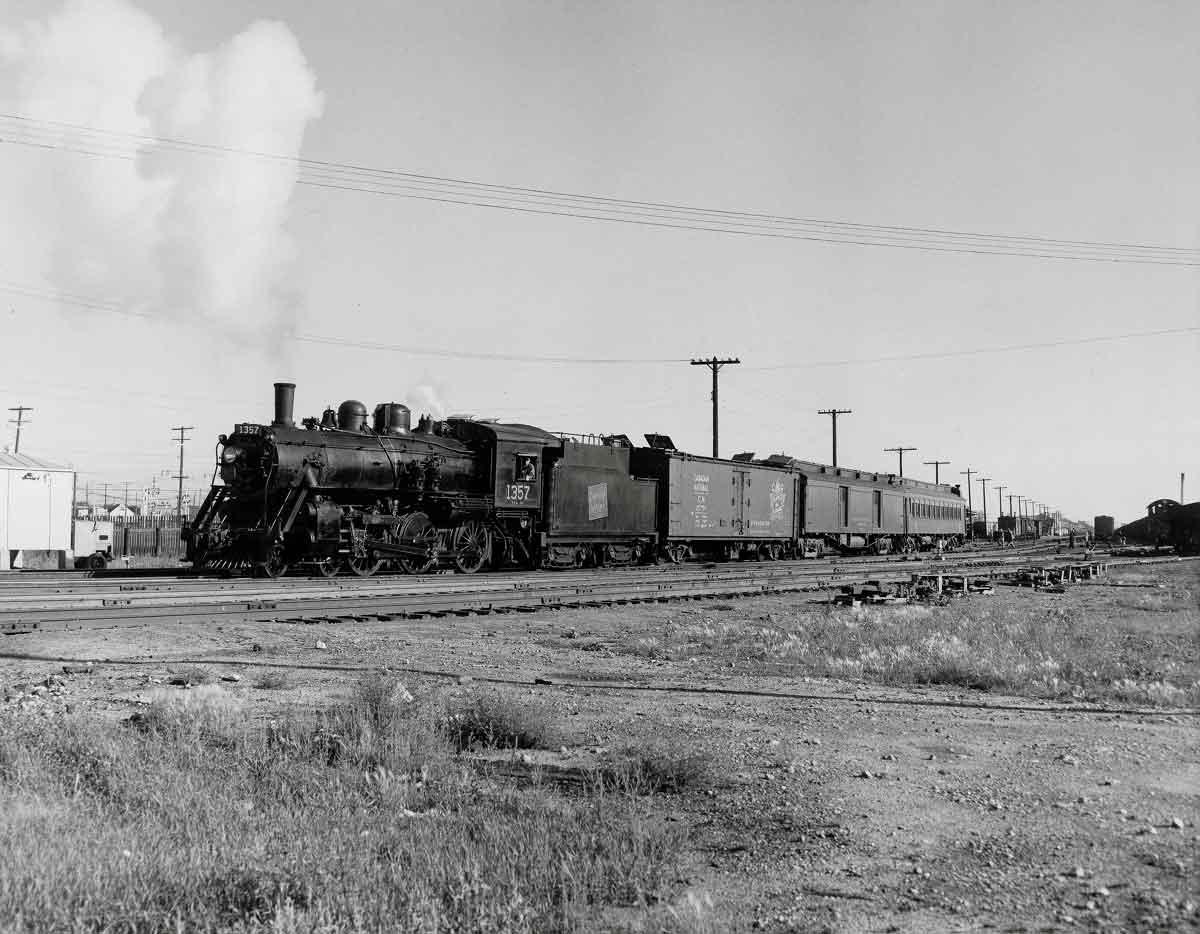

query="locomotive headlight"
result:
[219,445,246,485]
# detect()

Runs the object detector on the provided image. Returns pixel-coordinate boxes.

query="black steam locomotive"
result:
[184,382,967,576]
[184,383,657,577]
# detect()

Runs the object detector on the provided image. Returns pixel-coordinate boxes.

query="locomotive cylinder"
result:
[273,382,296,428]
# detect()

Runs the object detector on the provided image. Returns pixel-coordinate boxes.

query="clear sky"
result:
[1,0,1196,525]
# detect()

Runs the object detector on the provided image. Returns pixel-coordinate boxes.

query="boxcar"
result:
[629,448,794,561]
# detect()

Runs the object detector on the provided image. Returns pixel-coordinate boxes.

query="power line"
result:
[743,326,1200,370]
[884,446,917,478]
[2,112,1198,266]
[4,276,1197,371]
[817,408,851,467]
[171,426,193,520]
[923,459,950,484]
[7,405,31,453]
[690,357,740,458]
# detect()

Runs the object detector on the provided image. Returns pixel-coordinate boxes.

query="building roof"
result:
[0,452,73,472]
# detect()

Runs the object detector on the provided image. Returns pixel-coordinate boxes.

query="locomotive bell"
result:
[337,400,368,431]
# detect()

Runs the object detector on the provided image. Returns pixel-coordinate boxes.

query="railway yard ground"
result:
[1,553,1197,933]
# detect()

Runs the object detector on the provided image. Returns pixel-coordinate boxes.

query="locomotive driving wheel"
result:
[452,520,491,574]
[314,555,340,578]
[397,512,439,574]
[256,544,289,579]
[347,528,383,577]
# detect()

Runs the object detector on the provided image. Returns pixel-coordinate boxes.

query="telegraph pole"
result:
[923,459,950,484]
[817,408,852,467]
[995,484,1007,520]
[884,446,917,478]
[960,467,977,537]
[1007,493,1018,518]
[7,405,31,454]
[690,357,740,458]
[979,478,991,535]
[171,426,194,519]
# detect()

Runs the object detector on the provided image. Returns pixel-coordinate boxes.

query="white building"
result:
[0,452,76,570]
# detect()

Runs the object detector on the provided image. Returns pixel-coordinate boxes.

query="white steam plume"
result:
[407,383,449,421]
[0,0,323,339]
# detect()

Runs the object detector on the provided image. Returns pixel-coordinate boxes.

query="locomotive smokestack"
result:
[272,382,296,428]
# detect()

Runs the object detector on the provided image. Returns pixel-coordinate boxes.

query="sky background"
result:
[0,0,1197,525]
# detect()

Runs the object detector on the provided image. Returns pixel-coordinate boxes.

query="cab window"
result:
[515,455,537,481]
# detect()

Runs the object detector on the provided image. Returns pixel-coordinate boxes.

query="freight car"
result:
[627,446,965,561]
[184,383,657,576]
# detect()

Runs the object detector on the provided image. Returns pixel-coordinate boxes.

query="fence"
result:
[111,517,188,561]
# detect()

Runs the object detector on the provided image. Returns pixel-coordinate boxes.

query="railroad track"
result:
[0,539,1076,593]
[0,547,1169,636]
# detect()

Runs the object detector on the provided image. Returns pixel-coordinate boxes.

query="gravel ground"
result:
[2,561,1197,932]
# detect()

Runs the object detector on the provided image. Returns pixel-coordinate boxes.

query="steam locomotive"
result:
[183,382,967,576]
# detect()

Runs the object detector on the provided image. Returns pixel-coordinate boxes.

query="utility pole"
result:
[1182,472,1186,504]
[979,478,991,535]
[995,484,1007,520]
[817,408,852,467]
[884,446,917,478]
[1007,493,1018,518]
[7,405,31,454]
[960,468,977,537]
[171,426,194,520]
[101,482,109,512]
[690,357,740,458]
[923,459,950,484]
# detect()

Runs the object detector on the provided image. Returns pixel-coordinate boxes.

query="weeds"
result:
[253,669,293,690]
[444,688,555,751]
[597,739,710,794]
[0,673,687,933]
[618,575,1200,706]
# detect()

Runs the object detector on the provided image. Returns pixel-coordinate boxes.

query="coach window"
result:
[873,490,882,527]
[838,486,849,526]
[516,455,538,481]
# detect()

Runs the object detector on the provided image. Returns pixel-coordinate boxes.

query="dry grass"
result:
[0,674,691,933]
[597,740,711,795]
[444,688,556,751]
[619,570,1200,706]
[252,669,293,690]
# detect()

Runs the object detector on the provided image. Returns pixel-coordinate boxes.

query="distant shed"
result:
[0,452,76,570]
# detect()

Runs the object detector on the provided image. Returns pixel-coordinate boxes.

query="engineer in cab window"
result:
[517,456,537,481]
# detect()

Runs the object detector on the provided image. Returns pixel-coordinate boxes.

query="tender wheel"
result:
[315,556,340,578]
[398,512,439,574]
[87,553,107,571]
[452,520,491,574]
